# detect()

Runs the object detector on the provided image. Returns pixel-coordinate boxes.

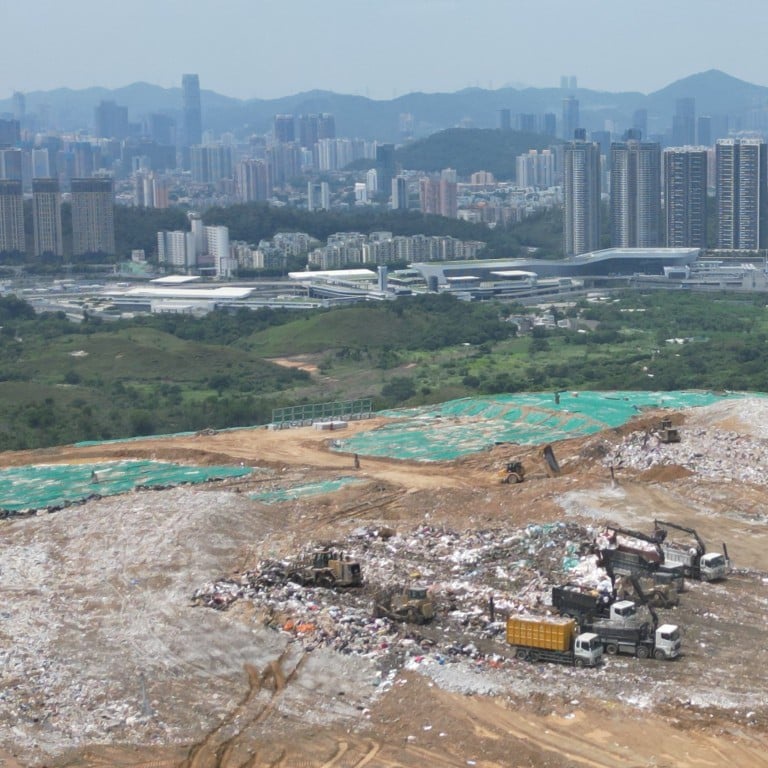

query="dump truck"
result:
[587,616,681,660]
[586,594,680,660]
[372,584,435,624]
[551,583,615,625]
[287,549,362,588]
[506,616,602,667]
[653,520,729,581]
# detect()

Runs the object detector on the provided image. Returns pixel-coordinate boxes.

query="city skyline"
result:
[1,0,767,101]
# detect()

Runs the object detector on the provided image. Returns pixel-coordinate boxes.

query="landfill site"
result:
[2,390,768,767]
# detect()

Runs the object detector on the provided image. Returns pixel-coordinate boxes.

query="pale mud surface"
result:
[2,402,768,766]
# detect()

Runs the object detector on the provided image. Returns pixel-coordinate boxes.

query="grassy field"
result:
[1,290,768,450]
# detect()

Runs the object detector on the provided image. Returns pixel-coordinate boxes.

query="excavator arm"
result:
[654,519,705,555]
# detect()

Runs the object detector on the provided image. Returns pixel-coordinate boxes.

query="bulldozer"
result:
[657,417,680,444]
[287,548,362,589]
[372,584,435,625]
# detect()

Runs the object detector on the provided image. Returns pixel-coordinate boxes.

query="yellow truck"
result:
[506,615,602,667]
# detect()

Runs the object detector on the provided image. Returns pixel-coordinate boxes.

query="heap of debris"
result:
[192,522,603,670]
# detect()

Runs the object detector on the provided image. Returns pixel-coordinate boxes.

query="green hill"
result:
[395,128,557,180]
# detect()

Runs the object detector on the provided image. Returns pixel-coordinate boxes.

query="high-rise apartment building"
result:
[392,176,408,210]
[561,96,580,141]
[182,74,203,148]
[235,159,270,202]
[610,140,662,248]
[70,178,115,256]
[498,109,511,131]
[663,147,708,248]
[697,116,712,147]
[0,180,25,254]
[632,109,648,140]
[0,119,21,148]
[439,168,458,218]
[563,135,601,256]
[516,149,555,188]
[715,138,768,250]
[32,178,63,257]
[0,148,23,181]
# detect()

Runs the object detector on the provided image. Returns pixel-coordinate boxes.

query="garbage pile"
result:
[192,521,606,671]
[603,426,768,485]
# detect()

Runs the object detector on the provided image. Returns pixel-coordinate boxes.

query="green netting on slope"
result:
[250,476,365,504]
[332,390,745,462]
[0,460,252,513]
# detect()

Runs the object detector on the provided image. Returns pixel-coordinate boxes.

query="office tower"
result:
[542,113,557,137]
[12,92,25,122]
[32,178,63,257]
[697,116,712,147]
[376,143,396,198]
[70,177,115,256]
[94,100,129,140]
[317,113,335,140]
[439,168,458,218]
[273,114,295,144]
[561,96,579,140]
[664,147,708,248]
[610,140,662,248]
[0,119,21,147]
[715,138,768,250]
[297,113,334,149]
[235,159,270,202]
[392,175,408,210]
[517,113,536,133]
[499,108,511,131]
[0,148,23,180]
[147,113,175,145]
[560,75,569,90]
[632,109,648,140]
[590,130,611,159]
[0,180,25,254]
[672,98,696,147]
[182,74,203,147]
[563,136,601,256]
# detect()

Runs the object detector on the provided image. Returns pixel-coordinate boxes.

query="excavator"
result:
[657,417,680,444]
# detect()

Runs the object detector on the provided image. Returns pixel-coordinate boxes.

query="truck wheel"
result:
[653,649,666,660]
[636,646,650,659]
[574,658,585,668]
[605,643,618,655]
[515,648,529,661]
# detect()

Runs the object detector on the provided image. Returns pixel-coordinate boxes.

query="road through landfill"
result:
[1,397,768,766]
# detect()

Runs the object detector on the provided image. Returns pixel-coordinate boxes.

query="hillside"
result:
[2,69,765,140]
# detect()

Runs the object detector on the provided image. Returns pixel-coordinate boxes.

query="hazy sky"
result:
[1,0,766,100]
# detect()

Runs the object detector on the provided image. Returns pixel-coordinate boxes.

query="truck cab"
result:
[573,632,603,666]
[608,600,638,622]
[699,552,728,581]
[654,624,681,659]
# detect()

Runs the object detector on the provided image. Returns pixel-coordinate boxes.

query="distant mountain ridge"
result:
[1,70,766,142]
